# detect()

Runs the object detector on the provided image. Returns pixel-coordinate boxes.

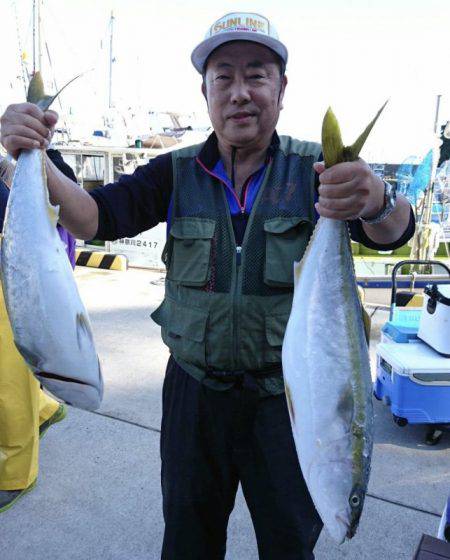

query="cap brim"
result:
[191,32,288,73]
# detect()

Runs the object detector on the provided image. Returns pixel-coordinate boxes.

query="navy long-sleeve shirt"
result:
[90,132,415,250]
[0,179,9,230]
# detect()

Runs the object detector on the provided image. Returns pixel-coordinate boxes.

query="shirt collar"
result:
[197,130,280,171]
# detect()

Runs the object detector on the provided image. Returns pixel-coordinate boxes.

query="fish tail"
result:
[27,71,82,111]
[321,100,388,167]
[348,100,389,160]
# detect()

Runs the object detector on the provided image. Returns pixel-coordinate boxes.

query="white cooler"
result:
[418,284,450,357]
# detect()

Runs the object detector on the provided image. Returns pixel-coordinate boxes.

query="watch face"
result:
[361,180,398,224]
[385,181,396,204]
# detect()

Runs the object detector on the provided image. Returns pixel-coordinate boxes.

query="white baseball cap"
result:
[191,12,288,74]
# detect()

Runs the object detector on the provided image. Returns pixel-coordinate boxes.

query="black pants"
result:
[160,357,322,560]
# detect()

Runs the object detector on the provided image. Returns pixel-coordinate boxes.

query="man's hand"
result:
[0,103,58,160]
[313,160,385,221]
[0,102,99,240]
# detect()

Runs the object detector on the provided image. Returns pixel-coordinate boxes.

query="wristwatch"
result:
[360,180,397,225]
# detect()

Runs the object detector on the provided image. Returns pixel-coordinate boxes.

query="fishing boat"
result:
[356,119,450,290]
[4,2,449,279]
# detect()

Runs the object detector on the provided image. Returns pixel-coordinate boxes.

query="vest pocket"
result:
[167,218,216,286]
[263,217,313,287]
[265,311,290,362]
[151,297,208,367]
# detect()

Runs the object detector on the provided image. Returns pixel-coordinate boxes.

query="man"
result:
[0,12,414,559]
[0,151,76,513]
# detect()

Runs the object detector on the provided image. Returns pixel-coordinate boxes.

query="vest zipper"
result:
[236,246,242,266]
[233,245,242,369]
[240,178,251,214]
[230,162,273,371]
[195,156,251,214]
[195,156,243,369]
[195,154,273,371]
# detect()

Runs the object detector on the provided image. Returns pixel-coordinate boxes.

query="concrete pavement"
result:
[0,268,448,559]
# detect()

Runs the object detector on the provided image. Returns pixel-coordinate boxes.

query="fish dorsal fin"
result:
[27,71,82,111]
[322,101,388,168]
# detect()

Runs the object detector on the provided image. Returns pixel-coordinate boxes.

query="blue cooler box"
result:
[374,342,450,424]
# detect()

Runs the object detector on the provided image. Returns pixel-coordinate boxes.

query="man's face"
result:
[203,41,287,149]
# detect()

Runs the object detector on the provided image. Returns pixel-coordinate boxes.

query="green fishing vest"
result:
[151,135,322,385]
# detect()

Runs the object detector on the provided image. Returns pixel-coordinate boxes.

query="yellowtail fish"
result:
[0,72,102,410]
[282,102,387,543]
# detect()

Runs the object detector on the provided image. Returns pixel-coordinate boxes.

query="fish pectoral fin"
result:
[76,312,94,350]
[336,381,355,426]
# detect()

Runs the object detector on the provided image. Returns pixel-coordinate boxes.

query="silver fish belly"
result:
[282,216,373,544]
[0,149,102,410]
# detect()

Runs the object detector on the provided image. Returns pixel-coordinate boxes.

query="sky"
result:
[1,0,449,162]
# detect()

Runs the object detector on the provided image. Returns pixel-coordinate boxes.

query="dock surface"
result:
[0,268,447,559]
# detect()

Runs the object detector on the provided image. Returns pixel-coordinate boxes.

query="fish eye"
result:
[349,494,360,508]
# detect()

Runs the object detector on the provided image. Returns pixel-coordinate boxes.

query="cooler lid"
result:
[381,322,418,343]
[377,341,450,374]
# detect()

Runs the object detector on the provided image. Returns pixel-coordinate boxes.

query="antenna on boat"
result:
[108,10,115,108]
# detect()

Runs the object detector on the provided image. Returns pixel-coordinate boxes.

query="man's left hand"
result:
[313,160,385,221]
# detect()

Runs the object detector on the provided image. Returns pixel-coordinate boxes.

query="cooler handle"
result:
[389,260,450,321]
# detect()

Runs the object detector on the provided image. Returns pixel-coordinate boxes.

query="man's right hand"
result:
[1,103,99,240]
[0,103,58,160]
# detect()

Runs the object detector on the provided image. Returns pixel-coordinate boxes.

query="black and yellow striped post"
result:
[75,249,127,271]
[394,292,424,308]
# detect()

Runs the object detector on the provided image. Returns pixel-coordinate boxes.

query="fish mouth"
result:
[37,371,93,387]
[334,510,351,543]
[347,501,364,539]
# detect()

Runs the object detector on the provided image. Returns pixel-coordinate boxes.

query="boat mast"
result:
[434,95,442,136]
[108,10,115,108]
[410,94,444,261]
[12,0,28,95]
[423,95,443,227]
[32,0,43,74]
